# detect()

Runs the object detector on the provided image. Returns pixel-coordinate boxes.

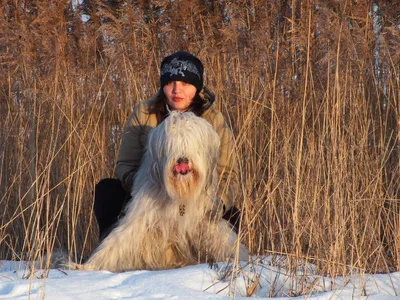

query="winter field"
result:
[1,257,400,299]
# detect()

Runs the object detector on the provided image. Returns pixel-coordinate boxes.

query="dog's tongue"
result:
[175,162,190,174]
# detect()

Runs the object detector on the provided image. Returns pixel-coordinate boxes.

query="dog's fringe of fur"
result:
[67,111,248,272]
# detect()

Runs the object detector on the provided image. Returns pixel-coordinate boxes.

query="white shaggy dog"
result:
[74,111,248,272]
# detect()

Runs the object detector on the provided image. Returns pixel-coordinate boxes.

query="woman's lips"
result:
[173,96,184,102]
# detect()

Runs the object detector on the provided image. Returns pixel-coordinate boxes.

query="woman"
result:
[94,51,240,240]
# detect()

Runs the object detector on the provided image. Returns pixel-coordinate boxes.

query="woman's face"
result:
[163,81,197,112]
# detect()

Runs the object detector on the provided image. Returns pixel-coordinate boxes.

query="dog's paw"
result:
[73,263,86,270]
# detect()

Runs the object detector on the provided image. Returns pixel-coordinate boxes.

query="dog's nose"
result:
[177,157,189,164]
[175,157,191,175]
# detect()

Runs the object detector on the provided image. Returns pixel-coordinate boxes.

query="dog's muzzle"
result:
[174,157,191,175]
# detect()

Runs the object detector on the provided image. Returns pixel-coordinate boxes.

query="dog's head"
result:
[146,111,220,202]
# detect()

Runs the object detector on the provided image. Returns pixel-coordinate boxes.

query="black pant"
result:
[94,178,241,240]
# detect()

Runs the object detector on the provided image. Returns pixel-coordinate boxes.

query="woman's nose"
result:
[172,82,181,93]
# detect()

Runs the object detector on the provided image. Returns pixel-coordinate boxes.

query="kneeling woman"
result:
[94,51,240,239]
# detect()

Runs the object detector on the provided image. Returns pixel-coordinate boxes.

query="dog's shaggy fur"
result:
[73,111,248,272]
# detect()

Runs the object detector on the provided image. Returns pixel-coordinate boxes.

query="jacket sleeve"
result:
[212,112,240,211]
[115,104,146,193]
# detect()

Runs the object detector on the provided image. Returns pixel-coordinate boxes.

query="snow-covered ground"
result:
[0,257,400,299]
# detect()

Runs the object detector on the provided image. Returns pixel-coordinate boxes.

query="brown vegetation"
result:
[0,0,399,293]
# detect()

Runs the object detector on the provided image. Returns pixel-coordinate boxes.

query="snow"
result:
[1,258,400,299]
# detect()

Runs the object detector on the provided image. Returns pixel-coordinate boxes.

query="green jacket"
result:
[115,89,239,210]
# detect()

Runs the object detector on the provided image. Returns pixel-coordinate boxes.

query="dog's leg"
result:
[80,215,142,272]
[164,243,181,267]
[205,220,249,262]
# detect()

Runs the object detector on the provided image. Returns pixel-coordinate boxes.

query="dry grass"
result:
[0,0,399,295]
